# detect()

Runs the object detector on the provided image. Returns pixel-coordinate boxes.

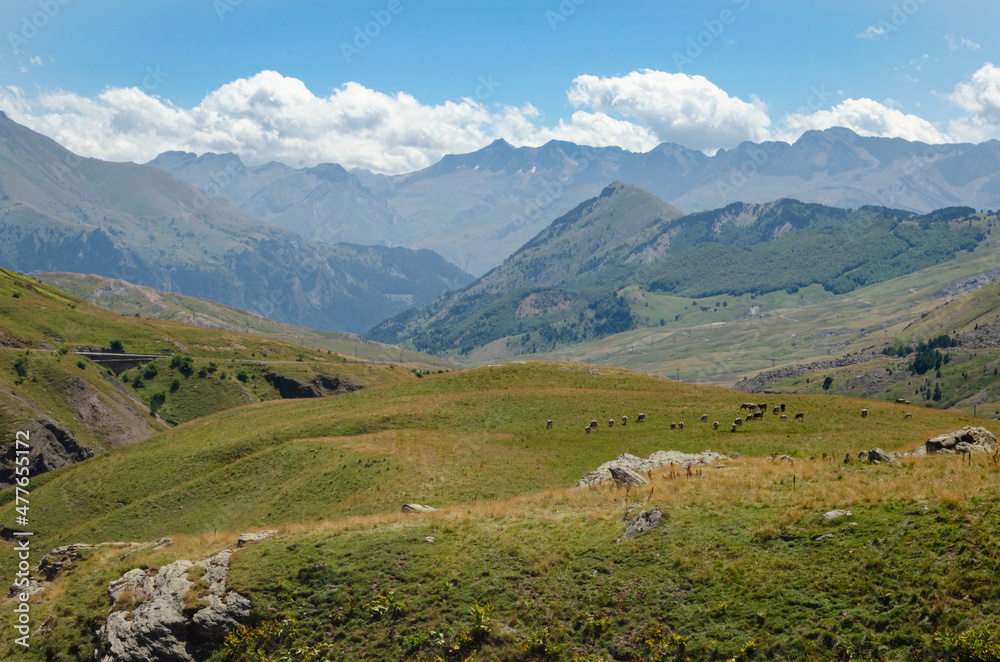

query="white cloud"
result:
[945,34,980,51]
[29,56,42,67]
[948,62,1000,142]
[780,98,949,144]
[565,70,771,153]
[857,26,886,39]
[4,68,997,174]
[0,69,758,172]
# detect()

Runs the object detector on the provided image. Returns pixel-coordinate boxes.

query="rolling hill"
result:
[0,266,442,485]
[35,272,453,366]
[370,183,987,362]
[0,112,473,334]
[2,361,998,661]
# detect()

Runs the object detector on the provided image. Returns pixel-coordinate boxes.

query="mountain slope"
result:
[0,266,441,486]
[0,113,472,333]
[34,272,454,366]
[371,185,985,360]
[146,151,408,247]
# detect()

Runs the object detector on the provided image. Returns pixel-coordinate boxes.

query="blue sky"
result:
[1,0,997,173]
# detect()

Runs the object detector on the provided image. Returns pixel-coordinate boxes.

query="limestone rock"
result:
[95,533,269,662]
[608,466,648,487]
[236,530,278,547]
[865,448,901,466]
[401,504,441,514]
[823,510,852,520]
[618,507,662,542]
[925,426,997,454]
[578,450,728,487]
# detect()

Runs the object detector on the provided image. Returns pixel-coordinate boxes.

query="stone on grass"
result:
[618,507,662,542]
[578,450,728,487]
[401,503,441,514]
[236,530,278,548]
[823,510,852,520]
[608,466,648,487]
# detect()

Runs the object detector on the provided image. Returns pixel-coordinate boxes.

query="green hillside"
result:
[0,266,440,486]
[36,272,453,366]
[756,277,1000,417]
[371,185,987,362]
[2,362,998,661]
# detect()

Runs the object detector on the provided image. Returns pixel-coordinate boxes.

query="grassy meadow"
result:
[1,362,998,660]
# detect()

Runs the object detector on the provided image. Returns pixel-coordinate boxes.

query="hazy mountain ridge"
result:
[150,129,1000,275]
[0,113,473,334]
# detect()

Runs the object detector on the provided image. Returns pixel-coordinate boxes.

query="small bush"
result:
[76,359,86,370]
[143,363,158,380]
[109,340,124,352]
[170,378,181,393]
[235,370,249,383]
[13,355,29,378]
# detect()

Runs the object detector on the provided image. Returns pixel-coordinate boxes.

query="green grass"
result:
[2,361,999,660]
[36,271,454,367]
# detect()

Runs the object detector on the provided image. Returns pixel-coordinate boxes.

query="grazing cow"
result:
[637,413,646,422]
[713,421,720,430]
[590,420,599,429]
[773,406,780,415]
[670,423,676,430]
[861,409,868,418]
[731,423,737,432]
[904,400,911,405]
[758,403,767,412]
[622,416,628,426]
[701,414,709,422]
[735,418,742,426]
[895,398,907,404]
[678,422,685,430]
[546,419,553,429]
[585,426,591,434]
[794,413,804,420]
[780,403,785,412]
[754,411,763,421]
[904,413,913,419]
[608,419,615,427]
[780,414,788,421]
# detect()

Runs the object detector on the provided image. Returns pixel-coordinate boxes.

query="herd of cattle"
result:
[543,401,914,432]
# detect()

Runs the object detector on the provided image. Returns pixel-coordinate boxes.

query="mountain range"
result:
[149,129,1000,275]
[369,183,986,361]
[0,112,473,334]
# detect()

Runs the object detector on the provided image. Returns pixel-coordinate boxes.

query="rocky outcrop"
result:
[0,418,94,486]
[95,530,277,662]
[734,352,883,393]
[618,507,662,542]
[923,426,997,454]
[578,450,728,487]
[263,371,362,399]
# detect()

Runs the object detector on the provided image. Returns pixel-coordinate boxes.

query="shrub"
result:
[170,354,194,377]
[143,363,158,380]
[109,340,124,352]
[149,391,166,415]
[76,359,86,370]
[13,355,29,378]
[170,378,181,392]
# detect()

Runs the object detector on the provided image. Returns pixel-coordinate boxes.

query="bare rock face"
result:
[618,507,662,542]
[578,450,727,487]
[95,531,277,662]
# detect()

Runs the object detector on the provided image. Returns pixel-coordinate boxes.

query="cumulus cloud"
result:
[3,68,996,174]
[948,63,1000,142]
[566,70,771,153]
[780,98,949,144]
